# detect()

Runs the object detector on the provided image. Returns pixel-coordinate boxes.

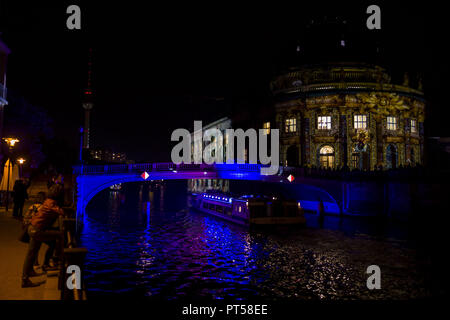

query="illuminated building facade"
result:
[190,117,232,164]
[270,62,425,170]
[188,117,232,193]
[90,148,127,163]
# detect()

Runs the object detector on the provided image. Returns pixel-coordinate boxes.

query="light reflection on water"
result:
[81,189,274,299]
[80,188,430,300]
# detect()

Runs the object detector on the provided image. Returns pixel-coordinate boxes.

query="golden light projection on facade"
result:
[271,63,425,170]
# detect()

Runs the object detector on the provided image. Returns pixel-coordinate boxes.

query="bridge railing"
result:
[73,162,448,185]
[73,162,269,175]
[73,162,224,175]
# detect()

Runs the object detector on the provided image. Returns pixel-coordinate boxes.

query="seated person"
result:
[21,184,66,288]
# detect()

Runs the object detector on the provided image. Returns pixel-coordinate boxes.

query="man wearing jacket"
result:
[21,184,65,288]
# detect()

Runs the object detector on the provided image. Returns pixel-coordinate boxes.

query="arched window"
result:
[352,144,370,170]
[319,145,335,168]
[386,144,397,169]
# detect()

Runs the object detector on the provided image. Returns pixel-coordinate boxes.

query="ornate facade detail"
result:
[273,63,426,170]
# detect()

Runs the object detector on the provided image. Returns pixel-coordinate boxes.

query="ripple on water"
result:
[81,198,431,300]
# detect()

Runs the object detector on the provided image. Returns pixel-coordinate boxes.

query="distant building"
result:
[188,117,232,193]
[190,117,232,163]
[90,147,127,163]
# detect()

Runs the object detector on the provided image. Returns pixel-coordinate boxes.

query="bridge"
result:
[72,162,348,216]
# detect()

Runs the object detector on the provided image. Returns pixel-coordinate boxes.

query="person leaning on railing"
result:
[21,184,66,288]
[19,192,46,267]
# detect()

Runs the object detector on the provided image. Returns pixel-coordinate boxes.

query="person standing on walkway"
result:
[12,179,28,219]
[21,184,65,288]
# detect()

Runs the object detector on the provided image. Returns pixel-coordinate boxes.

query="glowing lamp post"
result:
[17,158,25,178]
[4,137,19,147]
[3,137,19,211]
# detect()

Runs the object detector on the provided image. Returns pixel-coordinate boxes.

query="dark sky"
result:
[1,1,449,162]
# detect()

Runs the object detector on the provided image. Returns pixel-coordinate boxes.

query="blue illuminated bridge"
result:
[73,163,349,216]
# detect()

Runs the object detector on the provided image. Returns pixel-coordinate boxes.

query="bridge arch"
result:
[74,163,344,216]
[82,176,149,207]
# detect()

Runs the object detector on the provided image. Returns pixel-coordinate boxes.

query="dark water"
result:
[80,186,432,300]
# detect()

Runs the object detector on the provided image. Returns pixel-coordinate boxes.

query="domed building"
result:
[270,62,425,170]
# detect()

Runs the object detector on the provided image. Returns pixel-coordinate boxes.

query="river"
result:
[80,184,433,300]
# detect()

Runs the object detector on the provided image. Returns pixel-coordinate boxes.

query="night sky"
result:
[1,1,449,162]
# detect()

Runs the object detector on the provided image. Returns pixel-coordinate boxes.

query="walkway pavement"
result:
[0,202,59,300]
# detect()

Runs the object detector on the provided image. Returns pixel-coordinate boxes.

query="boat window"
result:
[216,205,223,213]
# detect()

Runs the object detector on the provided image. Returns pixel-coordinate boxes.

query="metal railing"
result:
[73,162,446,183]
[58,208,88,300]
[273,82,424,98]
[73,162,264,175]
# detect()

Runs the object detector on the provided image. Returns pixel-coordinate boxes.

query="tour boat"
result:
[190,193,306,226]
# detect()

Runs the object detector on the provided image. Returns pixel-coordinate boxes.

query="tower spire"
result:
[82,48,94,150]
[85,48,93,95]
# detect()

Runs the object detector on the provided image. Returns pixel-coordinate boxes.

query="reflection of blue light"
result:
[146,202,150,226]
[218,171,261,181]
[199,215,271,291]
[80,191,275,299]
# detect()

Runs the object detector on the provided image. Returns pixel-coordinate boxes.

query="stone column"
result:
[340,115,347,168]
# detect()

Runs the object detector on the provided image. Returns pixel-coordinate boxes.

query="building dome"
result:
[271,62,423,98]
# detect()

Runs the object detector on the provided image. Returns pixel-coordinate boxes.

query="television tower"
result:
[82,48,94,150]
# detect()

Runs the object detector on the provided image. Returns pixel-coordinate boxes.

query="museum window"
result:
[387,116,397,130]
[319,145,335,169]
[410,119,417,133]
[351,154,358,169]
[285,118,296,133]
[354,115,367,129]
[317,116,331,130]
[263,122,270,135]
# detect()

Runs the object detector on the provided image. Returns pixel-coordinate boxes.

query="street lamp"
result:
[17,158,25,178]
[3,137,19,147]
[3,137,19,211]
